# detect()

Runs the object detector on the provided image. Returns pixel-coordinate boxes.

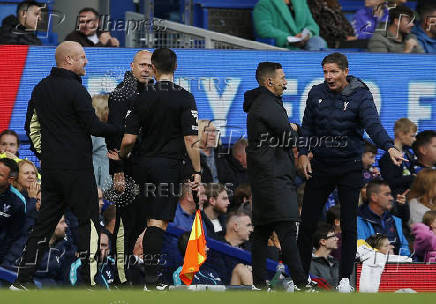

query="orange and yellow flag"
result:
[179,210,207,285]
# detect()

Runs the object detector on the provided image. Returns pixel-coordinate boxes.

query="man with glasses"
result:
[64,7,119,47]
[310,222,340,288]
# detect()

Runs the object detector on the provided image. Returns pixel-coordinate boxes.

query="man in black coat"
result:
[64,7,119,47]
[243,62,313,290]
[297,52,405,292]
[0,1,42,45]
[105,50,153,284]
[12,41,119,290]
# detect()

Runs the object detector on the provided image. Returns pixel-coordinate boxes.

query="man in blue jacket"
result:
[357,180,410,256]
[0,158,25,264]
[412,2,436,53]
[297,52,405,292]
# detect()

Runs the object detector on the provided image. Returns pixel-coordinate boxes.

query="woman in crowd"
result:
[0,129,20,159]
[412,210,436,262]
[408,168,436,225]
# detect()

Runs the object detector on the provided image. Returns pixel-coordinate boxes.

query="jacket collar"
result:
[271,0,298,34]
[50,67,82,84]
[359,203,391,223]
[259,86,283,104]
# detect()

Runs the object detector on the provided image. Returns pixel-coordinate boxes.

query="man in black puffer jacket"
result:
[0,1,42,45]
[243,62,314,291]
[297,52,405,292]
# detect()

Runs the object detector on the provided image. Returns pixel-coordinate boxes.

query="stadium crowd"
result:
[0,0,435,293]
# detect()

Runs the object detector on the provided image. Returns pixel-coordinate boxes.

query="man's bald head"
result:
[133,50,152,63]
[131,50,153,83]
[55,41,88,76]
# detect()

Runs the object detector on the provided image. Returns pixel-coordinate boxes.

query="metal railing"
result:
[125,11,285,50]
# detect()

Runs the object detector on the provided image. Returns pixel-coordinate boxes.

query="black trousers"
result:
[252,221,307,287]
[112,196,147,283]
[298,158,363,280]
[17,169,98,285]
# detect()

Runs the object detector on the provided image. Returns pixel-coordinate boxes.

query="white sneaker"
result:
[336,278,354,293]
[9,284,29,291]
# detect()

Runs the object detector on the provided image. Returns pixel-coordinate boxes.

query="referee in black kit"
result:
[112,48,201,290]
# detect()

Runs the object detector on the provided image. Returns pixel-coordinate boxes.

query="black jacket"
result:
[64,30,113,47]
[215,154,248,195]
[379,147,415,197]
[25,67,119,170]
[0,15,41,45]
[201,210,226,240]
[106,71,147,174]
[243,86,299,225]
[300,76,394,160]
[0,186,26,263]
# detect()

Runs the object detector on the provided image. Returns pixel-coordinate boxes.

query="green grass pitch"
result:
[0,290,433,304]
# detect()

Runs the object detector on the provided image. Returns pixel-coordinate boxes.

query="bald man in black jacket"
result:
[13,41,119,290]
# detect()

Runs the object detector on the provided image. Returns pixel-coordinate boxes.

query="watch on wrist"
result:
[193,170,201,175]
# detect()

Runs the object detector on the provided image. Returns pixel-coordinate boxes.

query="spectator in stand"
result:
[1,189,40,270]
[408,169,436,226]
[253,0,327,50]
[33,216,77,286]
[368,5,425,53]
[412,210,436,262]
[412,1,436,53]
[310,222,339,288]
[220,209,253,251]
[380,118,417,234]
[326,205,342,261]
[11,160,40,215]
[91,94,110,189]
[352,0,388,40]
[94,228,116,288]
[230,183,252,213]
[411,130,436,173]
[216,138,249,195]
[0,0,42,45]
[0,158,25,264]
[202,183,229,239]
[308,0,356,48]
[173,183,207,231]
[362,140,380,183]
[380,118,417,197]
[198,120,220,183]
[102,204,116,234]
[365,233,394,255]
[206,210,253,286]
[64,7,119,47]
[172,231,223,286]
[357,179,410,256]
[0,130,20,159]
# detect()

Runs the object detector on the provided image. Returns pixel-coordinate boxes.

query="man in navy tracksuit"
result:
[297,52,405,292]
[0,159,25,264]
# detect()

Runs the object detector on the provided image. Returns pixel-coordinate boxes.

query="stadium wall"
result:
[0,45,435,163]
